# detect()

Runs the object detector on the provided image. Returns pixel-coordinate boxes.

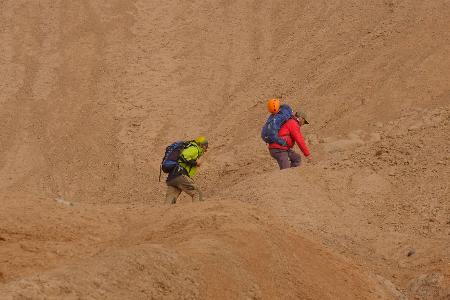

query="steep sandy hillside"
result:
[0,198,395,299]
[2,0,449,202]
[1,0,449,299]
[212,104,450,298]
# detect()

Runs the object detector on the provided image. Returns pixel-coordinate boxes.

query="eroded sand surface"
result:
[1,1,449,299]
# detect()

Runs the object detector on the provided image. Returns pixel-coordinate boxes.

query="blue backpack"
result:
[159,141,189,181]
[261,104,293,146]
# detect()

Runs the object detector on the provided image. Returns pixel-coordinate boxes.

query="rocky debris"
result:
[373,275,406,300]
[55,197,74,207]
[407,273,450,300]
[323,138,365,153]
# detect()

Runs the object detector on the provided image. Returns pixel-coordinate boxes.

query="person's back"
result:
[269,118,310,156]
[177,142,204,177]
[165,136,209,204]
[265,103,312,169]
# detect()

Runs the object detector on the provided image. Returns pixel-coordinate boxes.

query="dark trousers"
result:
[269,148,301,170]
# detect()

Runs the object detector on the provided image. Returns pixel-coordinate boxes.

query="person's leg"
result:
[288,150,302,168]
[165,182,182,204]
[176,175,203,202]
[269,148,290,170]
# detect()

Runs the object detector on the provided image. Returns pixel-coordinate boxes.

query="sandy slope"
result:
[1,0,449,299]
[0,199,394,299]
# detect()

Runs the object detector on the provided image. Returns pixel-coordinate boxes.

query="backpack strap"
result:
[158,153,165,182]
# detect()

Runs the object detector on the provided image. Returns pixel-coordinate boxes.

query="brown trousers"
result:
[165,175,203,204]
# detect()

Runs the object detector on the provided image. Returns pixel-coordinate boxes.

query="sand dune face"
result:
[0,201,393,299]
[1,0,449,299]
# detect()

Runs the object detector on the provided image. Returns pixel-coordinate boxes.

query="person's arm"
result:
[289,121,311,157]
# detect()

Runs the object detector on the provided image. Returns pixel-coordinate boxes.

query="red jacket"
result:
[269,118,311,156]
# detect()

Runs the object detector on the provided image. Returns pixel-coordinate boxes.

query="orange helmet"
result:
[267,98,280,114]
